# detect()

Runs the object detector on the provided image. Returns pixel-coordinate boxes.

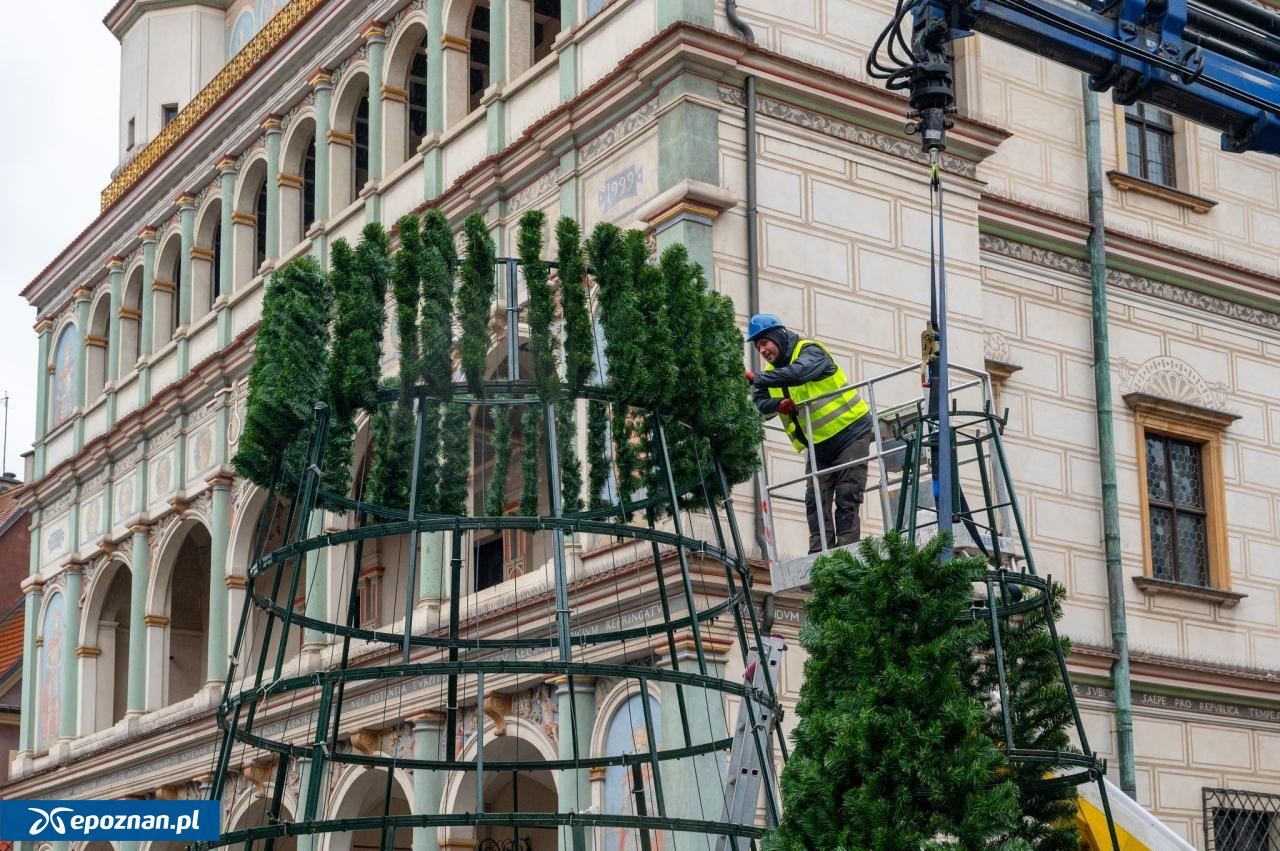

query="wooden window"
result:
[1125,102,1176,187]
[1126,393,1242,605]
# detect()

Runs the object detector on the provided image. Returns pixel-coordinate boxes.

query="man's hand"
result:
[745,369,756,383]
[778,398,796,415]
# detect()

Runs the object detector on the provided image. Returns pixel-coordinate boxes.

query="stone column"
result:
[72,286,92,453]
[127,523,151,715]
[33,318,53,476]
[303,514,330,648]
[138,226,158,406]
[58,563,84,741]
[554,676,597,851]
[264,117,283,261]
[485,0,508,154]
[105,256,125,425]
[311,71,334,265]
[17,575,44,759]
[176,193,196,376]
[206,473,233,684]
[296,756,315,851]
[657,634,732,851]
[424,0,447,198]
[365,23,387,224]
[218,157,237,347]
[411,711,446,851]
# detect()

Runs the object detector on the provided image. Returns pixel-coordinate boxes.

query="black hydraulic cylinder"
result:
[1186,6,1280,67]
[1196,0,1280,37]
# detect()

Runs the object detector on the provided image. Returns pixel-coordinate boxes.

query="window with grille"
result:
[1125,392,1238,598]
[1145,433,1207,586]
[1206,788,1280,851]
[1125,102,1177,187]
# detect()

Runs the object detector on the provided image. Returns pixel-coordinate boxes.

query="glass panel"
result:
[1175,514,1208,587]
[1145,436,1170,501]
[1126,123,1143,176]
[1152,127,1176,186]
[1213,808,1272,851]
[1150,507,1173,580]
[1169,439,1203,508]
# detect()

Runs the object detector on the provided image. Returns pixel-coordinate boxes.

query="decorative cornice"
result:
[634,179,739,232]
[101,0,328,211]
[1121,391,1241,430]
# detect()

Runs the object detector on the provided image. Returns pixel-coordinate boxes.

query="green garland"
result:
[765,535,1022,851]
[555,217,593,396]
[438,401,471,516]
[519,210,559,403]
[556,399,583,514]
[418,209,459,511]
[458,213,496,396]
[518,404,543,516]
[486,403,513,517]
[586,399,610,511]
[233,255,333,491]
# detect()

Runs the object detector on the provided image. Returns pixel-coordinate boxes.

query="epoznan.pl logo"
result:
[0,800,220,841]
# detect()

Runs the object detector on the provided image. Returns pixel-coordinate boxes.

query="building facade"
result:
[7,0,1280,849]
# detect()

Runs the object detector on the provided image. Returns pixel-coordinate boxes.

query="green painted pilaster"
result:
[264,117,284,260]
[412,712,445,851]
[558,149,579,221]
[486,0,509,154]
[126,523,150,714]
[176,193,196,376]
[555,676,597,851]
[313,73,333,224]
[138,227,158,405]
[218,160,237,347]
[33,319,53,476]
[420,533,445,600]
[59,564,83,739]
[18,574,43,753]
[657,0,715,27]
[105,257,125,426]
[366,25,387,183]
[296,757,315,851]
[557,0,578,103]
[304,513,328,646]
[72,287,92,453]
[423,0,446,199]
[656,76,721,273]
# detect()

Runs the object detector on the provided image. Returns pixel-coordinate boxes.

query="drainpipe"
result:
[725,1,771,560]
[1082,79,1136,797]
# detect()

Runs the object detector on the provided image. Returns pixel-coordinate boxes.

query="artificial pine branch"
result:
[458,213,496,396]
[586,399,610,511]
[233,255,333,492]
[557,399,583,514]
[519,404,542,516]
[438,401,471,516]
[486,403,513,517]
[520,210,559,403]
[555,217,593,395]
[766,534,1022,851]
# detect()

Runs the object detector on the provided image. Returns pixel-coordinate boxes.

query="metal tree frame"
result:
[202,368,782,851]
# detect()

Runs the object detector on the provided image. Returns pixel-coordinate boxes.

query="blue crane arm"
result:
[882,0,1280,154]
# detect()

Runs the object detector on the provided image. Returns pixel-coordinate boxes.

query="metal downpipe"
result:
[1082,79,1136,797]
[725,1,770,561]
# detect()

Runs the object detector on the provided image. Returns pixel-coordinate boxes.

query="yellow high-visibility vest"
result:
[766,339,869,452]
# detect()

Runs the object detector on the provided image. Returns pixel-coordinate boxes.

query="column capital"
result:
[73,286,94,304]
[20,575,46,595]
[176,192,198,210]
[217,156,238,176]
[547,675,597,695]
[408,710,447,729]
[262,115,284,135]
[128,520,153,536]
[106,255,126,273]
[587,766,607,781]
[34,317,55,334]
[143,614,169,627]
[60,557,88,575]
[138,226,158,244]
[362,21,387,43]
[76,645,102,658]
[206,471,235,490]
[309,69,334,90]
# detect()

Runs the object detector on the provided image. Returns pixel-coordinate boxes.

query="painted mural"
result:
[50,326,79,428]
[226,0,289,56]
[37,593,65,750]
[602,693,663,851]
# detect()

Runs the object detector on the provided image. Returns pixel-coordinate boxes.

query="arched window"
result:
[354,96,370,197]
[119,267,143,375]
[171,252,182,332]
[86,295,111,401]
[408,35,429,153]
[302,138,317,237]
[532,0,561,63]
[255,180,268,269]
[212,222,223,303]
[468,2,491,113]
[49,325,79,428]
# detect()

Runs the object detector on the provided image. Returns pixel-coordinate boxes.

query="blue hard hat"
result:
[746,313,784,342]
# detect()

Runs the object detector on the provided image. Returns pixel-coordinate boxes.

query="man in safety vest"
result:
[747,313,873,554]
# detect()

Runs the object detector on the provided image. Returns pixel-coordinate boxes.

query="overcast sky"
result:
[0,6,119,478]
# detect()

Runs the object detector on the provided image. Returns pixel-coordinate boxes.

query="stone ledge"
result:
[1132,575,1246,607]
